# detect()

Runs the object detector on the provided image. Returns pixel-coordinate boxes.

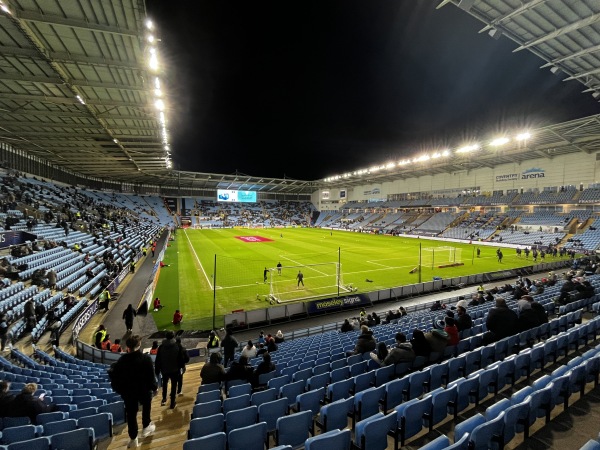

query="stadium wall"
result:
[313,152,599,208]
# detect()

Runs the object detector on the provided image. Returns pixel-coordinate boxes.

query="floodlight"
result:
[145,20,154,30]
[441,150,450,156]
[75,95,85,105]
[155,99,164,111]
[386,162,395,169]
[149,53,159,71]
[370,166,380,173]
[0,1,11,14]
[516,132,531,141]
[147,35,155,43]
[490,137,509,146]
[456,144,480,153]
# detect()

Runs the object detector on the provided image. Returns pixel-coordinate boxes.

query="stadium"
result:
[0,0,600,449]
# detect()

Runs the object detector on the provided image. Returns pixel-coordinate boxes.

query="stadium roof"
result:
[439,0,600,100]
[0,0,599,196]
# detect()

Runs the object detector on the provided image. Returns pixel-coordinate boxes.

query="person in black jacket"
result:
[155,331,186,409]
[252,352,276,387]
[226,355,254,382]
[350,325,376,355]
[175,337,190,396]
[0,381,14,417]
[455,306,473,332]
[484,298,519,345]
[522,295,548,324]
[10,383,57,424]
[221,328,238,367]
[517,299,541,332]
[122,304,136,332]
[109,335,157,448]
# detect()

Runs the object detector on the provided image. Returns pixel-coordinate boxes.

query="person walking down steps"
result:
[123,304,137,332]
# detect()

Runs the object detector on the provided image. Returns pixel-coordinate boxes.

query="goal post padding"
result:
[269,262,351,304]
[421,246,462,269]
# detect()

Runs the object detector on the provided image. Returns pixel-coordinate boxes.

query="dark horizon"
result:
[145,0,600,181]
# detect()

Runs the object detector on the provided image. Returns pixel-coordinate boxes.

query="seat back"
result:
[42,418,78,437]
[276,411,313,449]
[305,429,351,450]
[188,413,225,439]
[223,394,250,415]
[225,405,258,434]
[319,396,353,432]
[50,428,94,450]
[258,398,288,433]
[228,422,267,450]
[77,412,113,441]
[183,432,227,450]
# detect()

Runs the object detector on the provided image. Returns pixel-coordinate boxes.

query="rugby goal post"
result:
[421,246,462,269]
[267,262,353,304]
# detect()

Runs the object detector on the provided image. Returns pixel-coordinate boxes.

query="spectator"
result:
[430,300,444,311]
[351,325,376,355]
[221,328,238,367]
[455,306,472,332]
[410,329,431,358]
[108,335,157,448]
[0,313,8,351]
[154,331,186,409]
[149,341,159,355]
[369,341,389,366]
[11,383,58,424]
[266,335,278,353]
[123,304,136,332]
[383,332,415,366]
[523,295,548,324]
[274,330,285,343]
[443,317,459,346]
[484,298,519,345]
[256,343,267,356]
[200,351,226,385]
[175,337,190,396]
[398,306,407,317]
[226,355,254,382]
[517,299,541,332]
[153,297,162,311]
[257,331,265,345]
[424,328,449,354]
[0,381,15,417]
[241,340,257,359]
[340,319,353,332]
[252,352,276,387]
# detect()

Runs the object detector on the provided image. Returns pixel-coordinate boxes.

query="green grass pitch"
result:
[151,227,553,331]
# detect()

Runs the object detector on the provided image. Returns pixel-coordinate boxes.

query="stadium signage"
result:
[495,174,518,182]
[72,299,98,339]
[307,293,370,313]
[0,231,36,249]
[521,168,545,179]
[363,188,381,195]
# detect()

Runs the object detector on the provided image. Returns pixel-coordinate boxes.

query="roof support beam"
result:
[478,0,546,33]
[15,10,138,37]
[514,12,600,52]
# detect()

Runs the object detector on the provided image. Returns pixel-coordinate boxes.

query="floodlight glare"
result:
[154,78,161,89]
[0,2,11,14]
[516,132,531,141]
[386,162,395,169]
[155,99,164,111]
[149,53,159,71]
[145,20,154,30]
[456,144,480,154]
[147,35,155,43]
[490,137,510,146]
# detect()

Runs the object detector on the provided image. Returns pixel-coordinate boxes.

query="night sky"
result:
[145,1,600,181]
